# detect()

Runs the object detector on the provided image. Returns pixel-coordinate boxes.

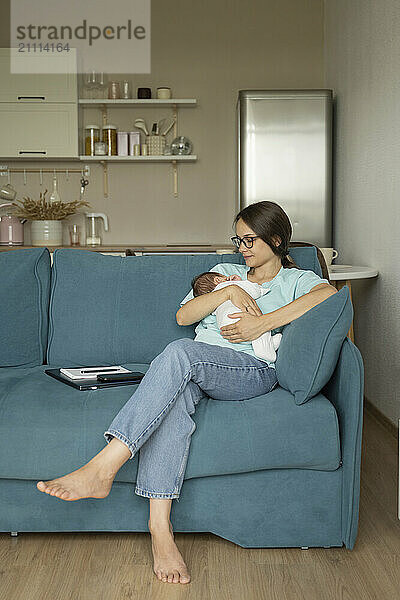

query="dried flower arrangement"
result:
[11,189,91,220]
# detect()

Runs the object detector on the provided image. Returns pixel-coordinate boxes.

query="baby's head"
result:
[191,271,241,297]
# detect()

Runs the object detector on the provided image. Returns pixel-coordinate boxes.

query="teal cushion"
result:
[47,248,324,366]
[0,247,51,367]
[0,365,340,481]
[275,286,353,405]
[47,250,233,365]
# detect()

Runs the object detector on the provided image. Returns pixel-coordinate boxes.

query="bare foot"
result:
[148,519,191,584]
[36,461,115,501]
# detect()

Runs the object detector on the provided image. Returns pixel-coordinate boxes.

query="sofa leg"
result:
[10,532,18,537]
[300,546,309,550]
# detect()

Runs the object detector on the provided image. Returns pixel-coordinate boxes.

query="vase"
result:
[31,220,63,246]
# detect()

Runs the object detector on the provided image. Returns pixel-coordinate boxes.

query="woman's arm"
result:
[219,284,337,343]
[177,283,264,326]
[260,285,337,332]
[176,288,230,326]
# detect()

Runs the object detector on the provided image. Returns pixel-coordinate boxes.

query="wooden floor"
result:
[1,408,399,600]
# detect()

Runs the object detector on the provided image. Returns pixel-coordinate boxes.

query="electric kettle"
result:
[0,202,27,245]
[85,212,109,245]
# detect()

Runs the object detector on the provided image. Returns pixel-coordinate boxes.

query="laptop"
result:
[45,368,144,391]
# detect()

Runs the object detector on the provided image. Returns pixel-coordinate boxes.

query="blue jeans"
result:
[104,338,278,501]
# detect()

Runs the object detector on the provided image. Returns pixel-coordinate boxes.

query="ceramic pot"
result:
[31,220,63,246]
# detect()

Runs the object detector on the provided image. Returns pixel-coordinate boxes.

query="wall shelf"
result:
[78,155,197,162]
[79,97,198,197]
[79,98,197,107]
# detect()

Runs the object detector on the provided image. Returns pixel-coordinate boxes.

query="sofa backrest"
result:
[46,247,323,366]
[0,247,51,367]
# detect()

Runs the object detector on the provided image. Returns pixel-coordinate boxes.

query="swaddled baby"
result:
[191,271,282,362]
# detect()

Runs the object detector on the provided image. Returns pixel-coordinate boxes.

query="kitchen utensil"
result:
[69,224,81,246]
[0,202,26,245]
[319,248,339,266]
[134,118,149,136]
[94,141,106,155]
[159,117,175,136]
[151,122,158,135]
[129,131,140,155]
[117,131,128,156]
[80,177,89,199]
[146,135,166,156]
[0,183,17,201]
[85,125,100,155]
[102,125,117,155]
[83,69,98,99]
[49,175,61,204]
[137,87,151,99]
[121,80,131,99]
[157,118,166,133]
[157,87,172,99]
[97,72,107,99]
[171,136,192,155]
[108,81,120,99]
[85,212,109,246]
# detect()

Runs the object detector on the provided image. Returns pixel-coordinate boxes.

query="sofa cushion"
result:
[46,247,324,366]
[275,286,353,405]
[0,247,50,368]
[0,366,341,483]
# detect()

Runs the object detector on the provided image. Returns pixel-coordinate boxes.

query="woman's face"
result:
[235,218,281,267]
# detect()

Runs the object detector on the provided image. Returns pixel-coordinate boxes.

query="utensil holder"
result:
[146,135,166,156]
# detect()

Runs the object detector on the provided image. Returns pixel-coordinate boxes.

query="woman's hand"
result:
[219,286,268,343]
[225,285,262,317]
[220,313,268,343]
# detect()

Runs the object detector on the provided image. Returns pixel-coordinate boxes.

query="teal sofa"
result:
[0,246,364,550]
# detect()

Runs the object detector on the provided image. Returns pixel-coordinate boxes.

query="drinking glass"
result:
[69,224,81,246]
[84,70,98,99]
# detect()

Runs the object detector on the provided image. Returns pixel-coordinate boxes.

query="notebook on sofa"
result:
[45,368,144,391]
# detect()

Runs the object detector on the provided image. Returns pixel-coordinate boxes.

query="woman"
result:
[36,201,336,585]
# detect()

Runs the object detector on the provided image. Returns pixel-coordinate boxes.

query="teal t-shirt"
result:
[179,263,329,368]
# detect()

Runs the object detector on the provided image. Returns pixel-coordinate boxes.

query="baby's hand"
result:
[227,275,242,281]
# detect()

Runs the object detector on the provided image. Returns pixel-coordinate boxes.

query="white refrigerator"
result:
[237,89,333,247]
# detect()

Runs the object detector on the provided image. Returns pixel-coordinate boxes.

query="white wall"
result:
[324,0,400,426]
[0,0,324,245]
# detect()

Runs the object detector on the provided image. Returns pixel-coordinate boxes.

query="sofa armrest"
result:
[322,337,364,549]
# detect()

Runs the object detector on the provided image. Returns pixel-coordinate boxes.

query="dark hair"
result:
[232,201,301,271]
[191,271,220,297]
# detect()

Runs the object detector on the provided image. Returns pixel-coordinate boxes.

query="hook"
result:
[23,169,27,185]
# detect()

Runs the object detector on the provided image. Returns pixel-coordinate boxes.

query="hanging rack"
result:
[0,165,90,178]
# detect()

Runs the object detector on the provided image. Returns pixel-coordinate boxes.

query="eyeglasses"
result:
[230,235,260,249]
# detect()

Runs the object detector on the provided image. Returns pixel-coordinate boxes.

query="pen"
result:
[80,368,121,374]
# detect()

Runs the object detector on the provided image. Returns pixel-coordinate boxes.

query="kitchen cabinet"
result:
[0,48,77,102]
[0,103,78,157]
[0,48,78,158]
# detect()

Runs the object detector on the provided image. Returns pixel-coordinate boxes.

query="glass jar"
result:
[108,81,120,99]
[85,125,100,156]
[94,141,107,155]
[102,125,117,156]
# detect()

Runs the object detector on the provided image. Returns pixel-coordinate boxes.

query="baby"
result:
[191,271,282,362]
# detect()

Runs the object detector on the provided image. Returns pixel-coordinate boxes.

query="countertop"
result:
[0,244,236,253]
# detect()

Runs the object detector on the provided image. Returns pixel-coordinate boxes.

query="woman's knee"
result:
[164,338,195,352]
[161,338,199,362]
